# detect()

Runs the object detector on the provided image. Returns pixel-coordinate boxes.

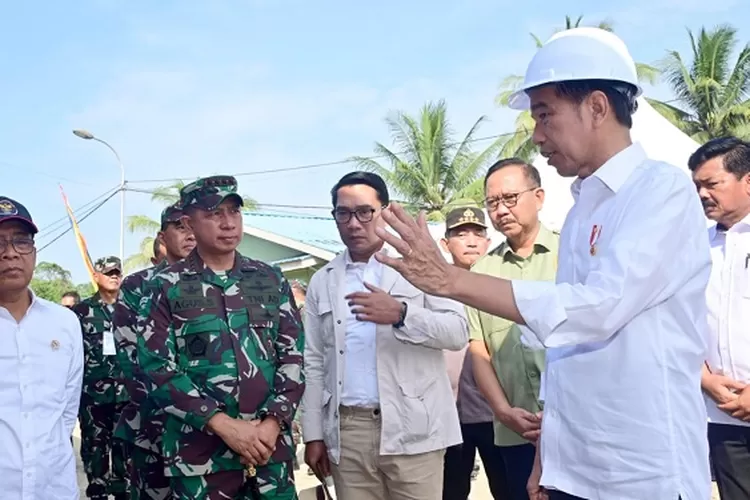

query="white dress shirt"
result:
[0,291,84,500]
[513,143,712,500]
[705,214,750,427]
[340,251,383,407]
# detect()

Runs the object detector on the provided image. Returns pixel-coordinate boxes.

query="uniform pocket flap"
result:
[398,377,436,399]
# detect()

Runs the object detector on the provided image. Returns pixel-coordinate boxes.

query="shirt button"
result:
[339,350,344,355]
[337,320,341,324]
[200,405,208,413]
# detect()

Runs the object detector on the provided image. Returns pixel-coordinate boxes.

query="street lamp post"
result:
[72,129,126,264]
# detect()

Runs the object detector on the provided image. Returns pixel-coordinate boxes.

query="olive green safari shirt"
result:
[467,224,559,446]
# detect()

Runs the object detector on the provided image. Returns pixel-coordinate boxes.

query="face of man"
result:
[159,220,196,262]
[184,199,243,255]
[693,155,750,227]
[485,165,544,241]
[95,269,122,293]
[441,225,490,269]
[0,220,35,294]
[529,85,600,178]
[60,295,77,308]
[333,184,386,261]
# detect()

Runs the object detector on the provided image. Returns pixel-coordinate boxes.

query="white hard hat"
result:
[508,27,642,110]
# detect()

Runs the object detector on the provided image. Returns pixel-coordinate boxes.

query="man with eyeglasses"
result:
[465,158,558,499]
[301,171,468,500]
[0,196,83,499]
[73,256,129,500]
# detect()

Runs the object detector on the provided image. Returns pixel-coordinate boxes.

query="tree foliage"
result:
[351,100,502,221]
[30,261,94,303]
[655,24,750,142]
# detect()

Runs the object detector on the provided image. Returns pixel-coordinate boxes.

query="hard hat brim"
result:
[507,80,643,111]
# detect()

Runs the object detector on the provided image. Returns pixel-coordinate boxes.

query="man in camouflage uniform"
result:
[135,175,305,500]
[113,203,196,499]
[73,256,130,500]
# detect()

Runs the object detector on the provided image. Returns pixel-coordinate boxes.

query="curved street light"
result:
[72,129,126,264]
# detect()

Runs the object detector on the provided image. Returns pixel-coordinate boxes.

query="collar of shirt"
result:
[710,211,750,241]
[344,247,387,268]
[497,224,557,261]
[570,142,647,200]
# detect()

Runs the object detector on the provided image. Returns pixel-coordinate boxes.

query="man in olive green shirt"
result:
[468,158,559,500]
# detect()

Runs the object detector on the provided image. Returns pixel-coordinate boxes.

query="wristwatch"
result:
[393,301,408,328]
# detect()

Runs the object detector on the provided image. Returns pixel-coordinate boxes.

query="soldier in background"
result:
[289,280,307,472]
[61,290,81,308]
[135,175,304,499]
[112,203,195,499]
[73,256,129,500]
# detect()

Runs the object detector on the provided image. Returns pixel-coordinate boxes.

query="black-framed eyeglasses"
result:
[332,206,383,224]
[0,237,35,255]
[484,187,538,210]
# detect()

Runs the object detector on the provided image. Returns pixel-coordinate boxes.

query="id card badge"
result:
[103,330,116,356]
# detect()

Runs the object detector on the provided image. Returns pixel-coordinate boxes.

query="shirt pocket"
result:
[315,301,336,349]
[175,321,224,367]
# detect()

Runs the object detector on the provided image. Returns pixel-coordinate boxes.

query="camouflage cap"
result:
[94,255,122,274]
[0,196,38,234]
[160,202,184,228]
[445,206,487,232]
[179,175,243,212]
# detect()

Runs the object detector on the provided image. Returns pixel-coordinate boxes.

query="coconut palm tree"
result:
[350,100,503,221]
[124,181,257,271]
[653,24,750,142]
[495,15,662,161]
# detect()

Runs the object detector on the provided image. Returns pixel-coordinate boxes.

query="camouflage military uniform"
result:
[135,176,305,500]
[74,258,130,500]
[112,204,184,500]
[113,260,170,499]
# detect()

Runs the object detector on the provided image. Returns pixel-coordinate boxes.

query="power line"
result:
[124,96,685,186]
[37,189,120,253]
[36,185,121,238]
[125,132,514,185]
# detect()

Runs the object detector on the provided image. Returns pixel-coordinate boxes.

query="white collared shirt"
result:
[513,143,712,500]
[0,291,84,500]
[340,250,383,407]
[705,214,750,427]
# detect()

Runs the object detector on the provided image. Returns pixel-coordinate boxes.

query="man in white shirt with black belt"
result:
[690,137,750,500]
[373,28,711,500]
[0,196,84,500]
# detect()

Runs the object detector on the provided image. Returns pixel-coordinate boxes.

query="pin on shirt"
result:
[589,225,602,256]
[51,340,60,351]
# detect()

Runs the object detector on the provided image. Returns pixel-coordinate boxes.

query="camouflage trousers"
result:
[79,400,130,499]
[128,444,171,500]
[170,461,297,500]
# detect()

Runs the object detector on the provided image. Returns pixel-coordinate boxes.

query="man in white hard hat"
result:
[370,28,712,500]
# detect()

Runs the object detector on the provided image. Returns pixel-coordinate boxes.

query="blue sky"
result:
[1,0,747,283]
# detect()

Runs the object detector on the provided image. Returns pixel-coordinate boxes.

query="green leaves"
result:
[352,100,502,220]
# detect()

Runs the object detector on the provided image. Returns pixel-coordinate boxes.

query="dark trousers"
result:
[442,422,535,500]
[442,422,506,499]
[709,422,750,500]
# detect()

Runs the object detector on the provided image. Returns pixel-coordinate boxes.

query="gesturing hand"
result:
[345,283,402,325]
[373,203,455,297]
